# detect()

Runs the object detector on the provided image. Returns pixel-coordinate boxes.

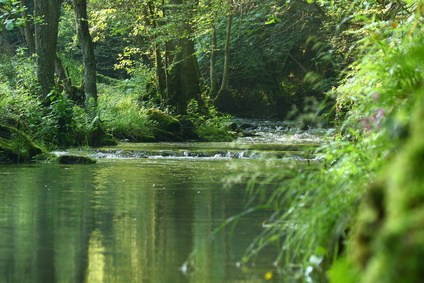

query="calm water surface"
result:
[0,121,329,283]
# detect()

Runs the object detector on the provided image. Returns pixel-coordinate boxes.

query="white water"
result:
[52,120,334,161]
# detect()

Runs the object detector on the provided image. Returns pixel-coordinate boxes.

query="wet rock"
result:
[227,122,238,131]
[240,123,254,130]
[57,155,96,164]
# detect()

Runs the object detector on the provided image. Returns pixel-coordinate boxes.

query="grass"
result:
[235,9,424,282]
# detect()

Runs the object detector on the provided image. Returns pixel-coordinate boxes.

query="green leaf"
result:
[0,0,8,3]
[5,20,14,31]
[265,16,281,25]
[265,18,276,25]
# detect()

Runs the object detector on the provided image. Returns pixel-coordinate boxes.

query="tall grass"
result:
[240,8,424,281]
[97,76,155,141]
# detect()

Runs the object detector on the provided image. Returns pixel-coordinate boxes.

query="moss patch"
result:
[352,97,424,283]
[146,108,183,141]
[0,125,44,163]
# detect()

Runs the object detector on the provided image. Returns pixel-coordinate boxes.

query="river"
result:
[0,120,331,283]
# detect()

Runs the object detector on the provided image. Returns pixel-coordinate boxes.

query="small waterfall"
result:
[51,119,332,161]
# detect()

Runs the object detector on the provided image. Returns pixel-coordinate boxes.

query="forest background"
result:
[1,0,340,151]
[2,0,424,282]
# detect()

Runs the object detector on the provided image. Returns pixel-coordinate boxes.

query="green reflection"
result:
[0,159,278,282]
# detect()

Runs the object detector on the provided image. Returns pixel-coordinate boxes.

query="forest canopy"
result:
[1,0,339,137]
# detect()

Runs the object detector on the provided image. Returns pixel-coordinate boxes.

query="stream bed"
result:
[0,120,332,283]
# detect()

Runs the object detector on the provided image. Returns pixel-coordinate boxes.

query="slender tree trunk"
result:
[55,55,73,97]
[153,44,167,100]
[73,0,97,108]
[34,0,60,103]
[20,0,35,54]
[214,0,233,111]
[219,4,232,93]
[209,22,218,98]
[141,1,167,101]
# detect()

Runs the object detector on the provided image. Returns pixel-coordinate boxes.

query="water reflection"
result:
[0,159,279,283]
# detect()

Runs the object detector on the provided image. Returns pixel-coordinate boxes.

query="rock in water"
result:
[57,155,96,164]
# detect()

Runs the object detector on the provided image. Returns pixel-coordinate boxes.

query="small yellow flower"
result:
[264,271,273,280]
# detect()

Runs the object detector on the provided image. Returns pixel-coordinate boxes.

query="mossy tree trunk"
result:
[166,0,202,114]
[0,125,44,163]
[34,0,60,103]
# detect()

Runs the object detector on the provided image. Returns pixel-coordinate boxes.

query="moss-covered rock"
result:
[146,108,181,132]
[0,125,44,163]
[56,155,96,164]
[145,108,183,141]
[87,116,117,146]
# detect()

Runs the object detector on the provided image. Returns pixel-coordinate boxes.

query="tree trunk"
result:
[73,0,97,108]
[166,0,202,114]
[55,55,73,97]
[209,22,218,98]
[20,0,35,55]
[219,3,232,93]
[214,0,233,111]
[140,1,167,101]
[34,0,60,103]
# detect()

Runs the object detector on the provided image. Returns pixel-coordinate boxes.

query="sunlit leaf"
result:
[265,18,276,25]
[265,16,281,25]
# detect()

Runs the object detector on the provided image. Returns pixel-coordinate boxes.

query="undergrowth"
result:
[97,78,155,141]
[226,5,424,282]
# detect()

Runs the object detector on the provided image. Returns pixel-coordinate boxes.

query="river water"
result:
[0,120,330,283]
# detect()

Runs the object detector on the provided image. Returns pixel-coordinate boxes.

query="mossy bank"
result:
[0,125,44,163]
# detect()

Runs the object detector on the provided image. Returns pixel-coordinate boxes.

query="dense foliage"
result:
[2,0,424,282]
[225,1,424,282]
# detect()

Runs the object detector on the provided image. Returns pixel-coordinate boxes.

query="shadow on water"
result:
[0,121,332,282]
